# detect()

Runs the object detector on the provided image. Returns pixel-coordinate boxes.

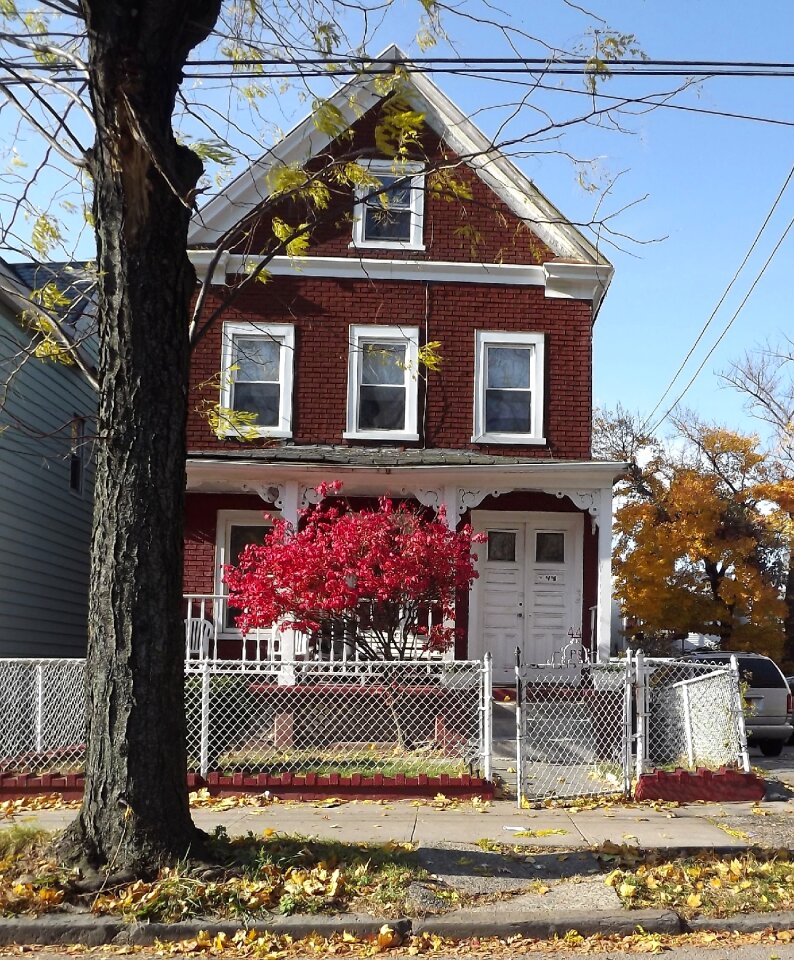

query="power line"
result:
[641,164,794,433]
[647,208,794,434]
[10,54,794,78]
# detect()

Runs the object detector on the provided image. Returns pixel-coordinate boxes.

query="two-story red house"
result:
[183,47,622,683]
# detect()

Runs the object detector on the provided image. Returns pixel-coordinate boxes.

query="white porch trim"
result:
[188,250,613,306]
[188,456,624,664]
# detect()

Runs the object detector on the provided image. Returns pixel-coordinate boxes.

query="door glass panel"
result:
[536,531,564,564]
[487,530,517,562]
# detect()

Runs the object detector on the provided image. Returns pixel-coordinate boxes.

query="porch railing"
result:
[184,593,452,667]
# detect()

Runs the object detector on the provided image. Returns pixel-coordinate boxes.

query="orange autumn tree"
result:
[602,411,789,656]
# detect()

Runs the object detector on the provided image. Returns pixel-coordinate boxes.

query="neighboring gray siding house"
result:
[0,260,97,656]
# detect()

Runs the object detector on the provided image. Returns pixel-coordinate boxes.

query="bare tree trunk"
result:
[59,0,220,873]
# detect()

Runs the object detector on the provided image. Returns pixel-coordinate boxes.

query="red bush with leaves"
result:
[224,486,484,659]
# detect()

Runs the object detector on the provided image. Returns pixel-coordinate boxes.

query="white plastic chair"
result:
[185,618,213,661]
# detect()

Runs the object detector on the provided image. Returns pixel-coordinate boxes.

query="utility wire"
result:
[11,54,794,78]
[647,208,794,435]
[640,164,794,433]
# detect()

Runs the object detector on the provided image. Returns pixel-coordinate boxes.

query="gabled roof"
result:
[189,44,611,268]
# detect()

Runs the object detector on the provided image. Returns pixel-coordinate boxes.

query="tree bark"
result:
[59,0,220,872]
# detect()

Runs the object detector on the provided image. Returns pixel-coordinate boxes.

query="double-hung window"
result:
[219,322,294,438]
[473,331,545,444]
[345,325,419,441]
[352,160,425,250]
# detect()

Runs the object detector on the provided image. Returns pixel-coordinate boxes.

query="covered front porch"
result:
[184,449,622,674]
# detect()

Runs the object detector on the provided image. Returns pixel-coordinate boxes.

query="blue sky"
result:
[5,1,793,444]
[388,1,794,442]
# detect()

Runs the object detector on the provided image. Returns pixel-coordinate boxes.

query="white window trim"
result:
[472,330,546,445]
[351,160,426,251]
[219,321,295,438]
[344,324,420,442]
[215,509,275,638]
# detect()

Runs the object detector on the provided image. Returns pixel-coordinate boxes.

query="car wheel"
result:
[759,740,784,757]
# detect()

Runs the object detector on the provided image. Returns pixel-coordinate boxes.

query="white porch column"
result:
[596,485,614,662]
[278,481,300,679]
[441,486,460,660]
[441,484,460,530]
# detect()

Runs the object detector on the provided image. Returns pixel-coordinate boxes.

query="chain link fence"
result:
[635,653,749,776]
[0,658,85,774]
[184,659,491,779]
[516,651,749,805]
[0,657,491,781]
[516,655,632,803]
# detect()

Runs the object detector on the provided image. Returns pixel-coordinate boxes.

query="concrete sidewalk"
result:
[2,796,794,946]
[8,795,790,849]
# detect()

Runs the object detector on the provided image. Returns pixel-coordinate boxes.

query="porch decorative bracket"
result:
[245,483,285,508]
[299,484,326,509]
[412,488,442,511]
[541,489,600,533]
[457,488,507,515]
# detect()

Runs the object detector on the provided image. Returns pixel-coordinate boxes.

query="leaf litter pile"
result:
[598,841,794,917]
[2,929,794,959]
[0,826,425,920]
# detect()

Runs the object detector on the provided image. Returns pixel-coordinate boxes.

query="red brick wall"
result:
[184,493,271,595]
[237,102,555,267]
[187,278,593,458]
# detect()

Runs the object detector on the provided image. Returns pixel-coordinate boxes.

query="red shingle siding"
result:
[187,278,593,458]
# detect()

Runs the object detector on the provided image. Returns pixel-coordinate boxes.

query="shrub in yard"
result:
[225,485,485,661]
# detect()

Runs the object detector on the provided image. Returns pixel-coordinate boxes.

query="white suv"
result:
[687,652,793,757]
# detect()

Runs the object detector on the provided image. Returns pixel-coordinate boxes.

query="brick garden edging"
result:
[634,767,766,803]
[0,771,493,802]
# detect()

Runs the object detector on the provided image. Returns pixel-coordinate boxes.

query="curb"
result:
[413,908,683,938]
[1,908,793,946]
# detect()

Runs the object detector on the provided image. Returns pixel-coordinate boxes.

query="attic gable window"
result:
[219,322,295,438]
[473,331,546,445]
[352,161,425,250]
[344,325,419,442]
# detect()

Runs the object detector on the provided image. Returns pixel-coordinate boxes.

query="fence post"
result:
[622,651,633,799]
[35,662,44,753]
[200,659,211,779]
[634,650,645,781]
[682,683,695,767]
[481,653,493,782]
[730,654,751,772]
[514,647,523,809]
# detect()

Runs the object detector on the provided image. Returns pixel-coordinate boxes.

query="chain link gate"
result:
[516,646,632,804]
[515,648,748,804]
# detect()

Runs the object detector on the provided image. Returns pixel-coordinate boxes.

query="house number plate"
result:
[535,573,560,583]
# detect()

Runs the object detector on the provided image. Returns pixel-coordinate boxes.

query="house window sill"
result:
[348,241,426,253]
[343,430,420,442]
[218,429,293,440]
[471,434,548,446]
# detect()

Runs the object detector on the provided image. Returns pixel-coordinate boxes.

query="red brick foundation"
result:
[0,771,493,803]
[634,768,766,803]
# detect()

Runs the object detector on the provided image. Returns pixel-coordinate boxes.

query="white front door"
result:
[471,511,584,683]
